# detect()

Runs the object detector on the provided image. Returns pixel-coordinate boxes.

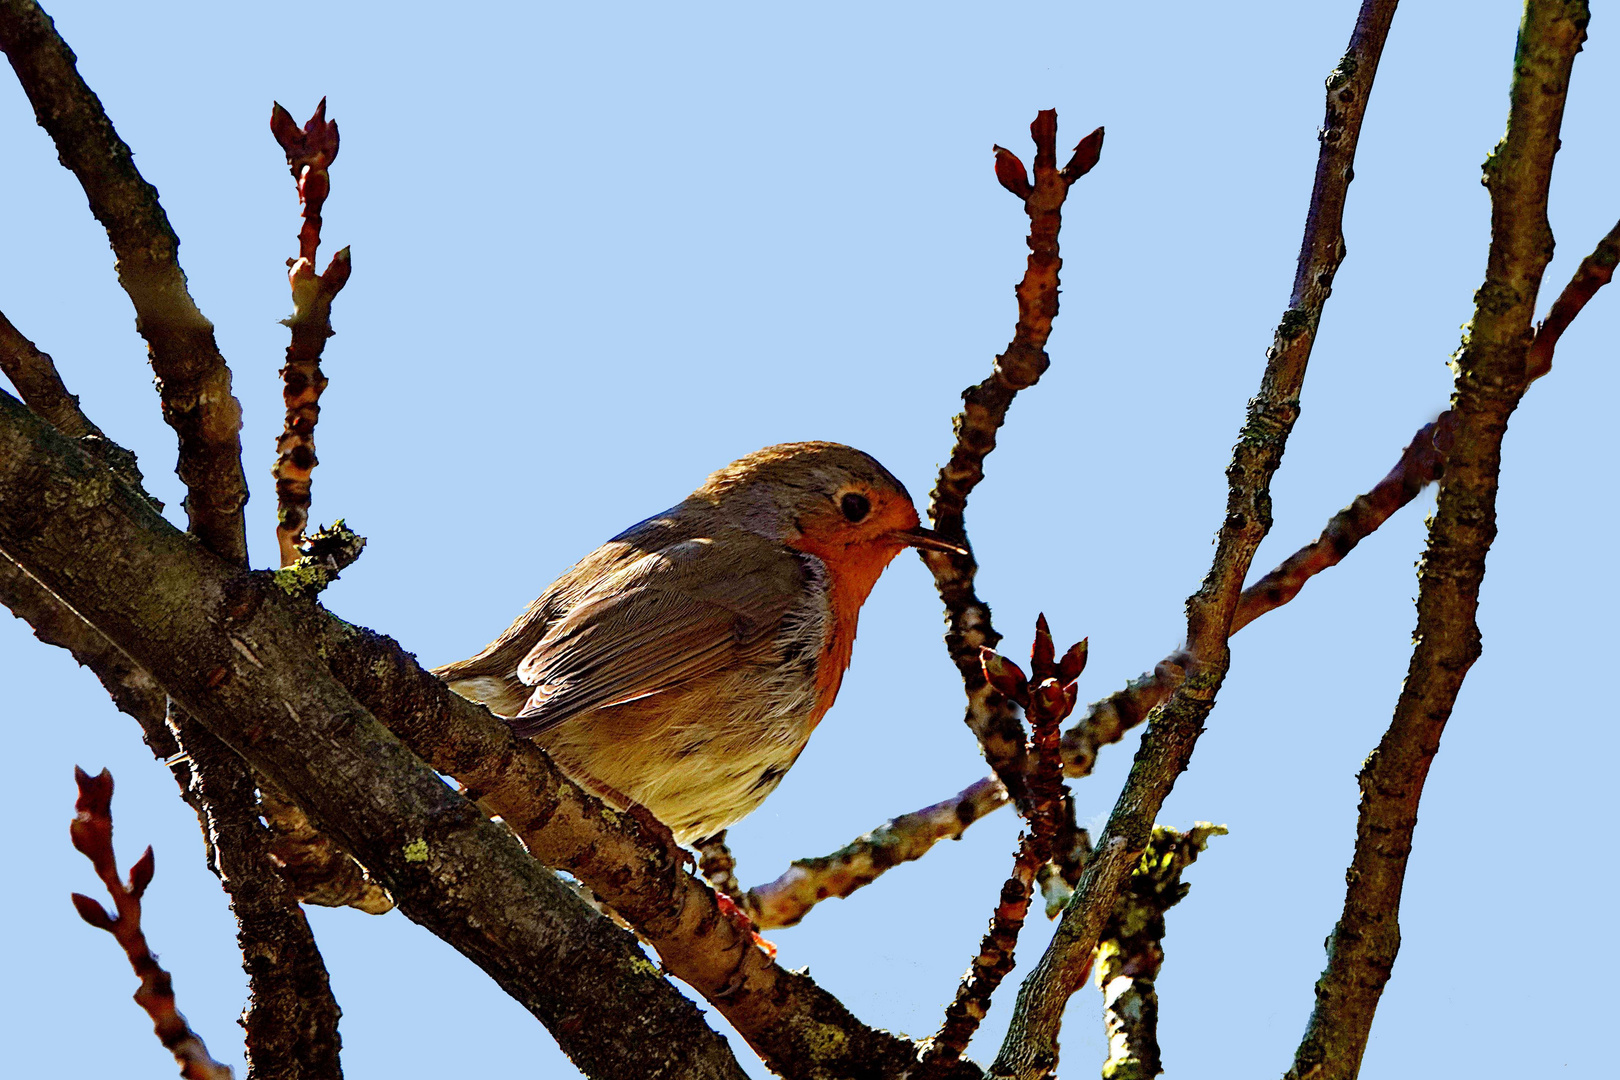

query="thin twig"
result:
[269,99,351,567]
[1287,5,1590,1078]
[1095,824,1224,1080]
[0,0,249,564]
[69,767,234,1080]
[924,621,1087,1071]
[993,6,1398,1076]
[0,308,149,494]
[1525,214,1620,379]
[923,111,1103,810]
[0,308,99,438]
[739,777,1009,930]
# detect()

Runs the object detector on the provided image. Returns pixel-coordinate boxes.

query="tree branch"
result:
[1063,209,1615,781]
[923,624,1087,1072]
[1286,5,1590,1077]
[0,389,989,1080]
[993,5,1399,1076]
[69,767,234,1080]
[1094,823,1223,1080]
[739,776,1009,930]
[0,389,753,1080]
[0,307,352,1075]
[269,99,350,567]
[0,0,249,564]
[922,111,1103,810]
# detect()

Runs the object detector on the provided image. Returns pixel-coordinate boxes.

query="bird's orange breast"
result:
[785,537,905,722]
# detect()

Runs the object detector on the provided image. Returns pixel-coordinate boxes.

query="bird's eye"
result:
[840,492,871,523]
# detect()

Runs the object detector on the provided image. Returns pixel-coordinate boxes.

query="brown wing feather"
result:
[507,539,805,739]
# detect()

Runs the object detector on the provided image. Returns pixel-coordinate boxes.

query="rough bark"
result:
[1285,4,1589,1077]
[0,389,749,1080]
[992,4,1400,1076]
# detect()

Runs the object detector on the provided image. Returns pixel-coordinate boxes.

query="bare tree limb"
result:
[1286,5,1590,1077]
[922,111,1103,810]
[993,5,1399,1076]
[0,0,249,563]
[161,707,348,1080]
[0,389,753,1080]
[269,99,350,567]
[1525,214,1619,379]
[0,390,989,1080]
[1095,823,1224,1080]
[741,776,1009,930]
[1061,412,1448,777]
[69,767,235,1080]
[0,307,148,492]
[718,207,1615,938]
[1063,211,1616,780]
[0,305,350,1074]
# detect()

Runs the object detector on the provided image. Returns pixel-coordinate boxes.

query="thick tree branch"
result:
[0,389,752,1080]
[922,112,1103,810]
[0,551,351,1076]
[993,6,1399,1076]
[0,0,249,564]
[324,621,982,1080]
[1287,5,1589,1077]
[0,309,351,1074]
[0,391,987,1080]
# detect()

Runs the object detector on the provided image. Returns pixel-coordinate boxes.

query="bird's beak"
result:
[892,525,969,556]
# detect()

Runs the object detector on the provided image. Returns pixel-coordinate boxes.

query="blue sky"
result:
[2,2,1616,1076]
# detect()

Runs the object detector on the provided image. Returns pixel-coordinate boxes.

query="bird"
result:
[433,441,963,845]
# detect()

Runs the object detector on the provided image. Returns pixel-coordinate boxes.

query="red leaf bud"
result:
[71,893,115,931]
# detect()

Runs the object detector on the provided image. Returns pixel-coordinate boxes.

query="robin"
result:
[434,441,963,845]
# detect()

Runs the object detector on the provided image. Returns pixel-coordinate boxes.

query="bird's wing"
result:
[507,539,807,739]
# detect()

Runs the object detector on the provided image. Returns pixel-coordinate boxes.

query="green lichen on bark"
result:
[1096,824,1225,1080]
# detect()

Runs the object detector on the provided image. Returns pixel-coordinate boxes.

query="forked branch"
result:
[924,110,1103,810]
[923,620,1087,1071]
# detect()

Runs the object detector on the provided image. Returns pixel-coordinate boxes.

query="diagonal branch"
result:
[923,111,1103,810]
[740,776,1009,930]
[1287,5,1590,1077]
[923,624,1087,1072]
[0,313,349,1077]
[0,389,752,1080]
[0,0,249,564]
[1062,208,1618,780]
[0,390,984,1080]
[993,5,1399,1076]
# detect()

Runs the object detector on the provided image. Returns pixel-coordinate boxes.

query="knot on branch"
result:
[271,519,366,598]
